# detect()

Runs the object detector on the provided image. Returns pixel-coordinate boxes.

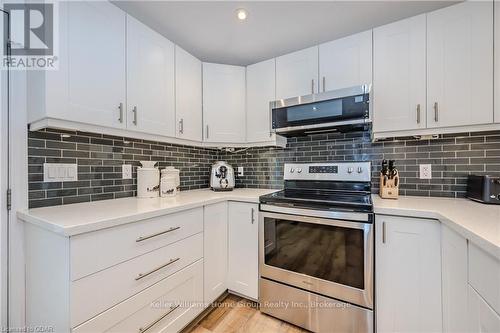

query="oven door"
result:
[259,210,373,309]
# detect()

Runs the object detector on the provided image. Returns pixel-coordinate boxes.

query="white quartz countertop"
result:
[18,188,277,237]
[19,189,500,258]
[373,195,500,259]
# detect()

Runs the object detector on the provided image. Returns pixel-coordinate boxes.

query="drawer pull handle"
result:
[138,304,180,333]
[136,226,181,243]
[135,257,180,281]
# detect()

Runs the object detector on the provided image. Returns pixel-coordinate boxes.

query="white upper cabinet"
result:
[246,59,275,142]
[319,30,372,92]
[175,46,202,142]
[34,1,127,128]
[275,46,319,99]
[373,15,427,133]
[427,1,494,128]
[227,202,259,300]
[495,0,500,123]
[376,215,442,333]
[203,63,246,143]
[126,16,175,137]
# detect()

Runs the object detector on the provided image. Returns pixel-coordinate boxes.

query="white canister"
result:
[137,161,160,198]
[161,166,180,192]
[160,175,177,197]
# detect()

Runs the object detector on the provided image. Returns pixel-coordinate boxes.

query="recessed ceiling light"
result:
[236,9,248,21]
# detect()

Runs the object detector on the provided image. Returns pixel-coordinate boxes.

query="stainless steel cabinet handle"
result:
[135,257,180,281]
[138,304,180,333]
[179,118,184,134]
[251,208,255,224]
[311,79,315,94]
[206,125,209,139]
[382,222,386,244]
[118,103,123,123]
[133,106,138,125]
[434,102,438,122]
[136,226,180,242]
[322,76,326,92]
[416,104,421,124]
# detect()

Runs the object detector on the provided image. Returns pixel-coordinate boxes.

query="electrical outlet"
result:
[419,164,432,179]
[122,164,132,179]
[237,166,244,177]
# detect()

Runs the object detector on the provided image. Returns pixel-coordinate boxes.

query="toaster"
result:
[466,175,500,204]
[210,161,235,191]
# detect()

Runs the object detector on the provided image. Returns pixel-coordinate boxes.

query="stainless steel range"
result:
[259,162,374,333]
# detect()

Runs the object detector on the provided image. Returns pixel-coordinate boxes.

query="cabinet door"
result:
[61,1,126,128]
[468,285,500,332]
[246,59,275,142]
[495,0,500,123]
[228,202,259,300]
[319,30,372,92]
[175,46,202,142]
[427,1,493,128]
[203,63,246,143]
[375,215,442,333]
[203,202,228,304]
[127,16,175,137]
[275,46,319,100]
[442,225,468,333]
[373,15,427,133]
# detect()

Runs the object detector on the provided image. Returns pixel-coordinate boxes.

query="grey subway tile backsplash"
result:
[28,128,500,208]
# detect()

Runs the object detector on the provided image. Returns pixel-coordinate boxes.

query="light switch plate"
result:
[122,164,132,179]
[237,166,244,176]
[419,164,432,179]
[43,163,78,182]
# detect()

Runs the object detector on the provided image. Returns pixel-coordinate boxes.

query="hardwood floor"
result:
[185,294,309,333]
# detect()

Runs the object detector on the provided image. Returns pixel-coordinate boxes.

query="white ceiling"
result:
[113,1,458,66]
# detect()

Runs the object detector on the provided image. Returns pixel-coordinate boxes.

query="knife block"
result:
[379,173,399,199]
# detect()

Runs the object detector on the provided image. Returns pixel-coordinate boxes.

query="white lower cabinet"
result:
[227,202,259,300]
[468,285,500,333]
[375,215,442,333]
[203,202,228,304]
[441,225,468,333]
[73,260,204,333]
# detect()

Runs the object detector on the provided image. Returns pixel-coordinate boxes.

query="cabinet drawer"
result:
[73,260,203,333]
[71,233,203,327]
[468,243,500,315]
[71,207,203,280]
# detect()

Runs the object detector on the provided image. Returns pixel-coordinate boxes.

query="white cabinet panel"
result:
[228,202,259,300]
[127,15,175,137]
[468,285,500,333]
[375,215,442,333]
[203,202,228,304]
[373,15,427,133]
[495,0,500,123]
[319,30,372,92]
[441,225,468,333]
[427,1,494,128]
[203,63,246,143]
[246,59,275,142]
[175,46,202,142]
[276,46,319,99]
[57,1,126,128]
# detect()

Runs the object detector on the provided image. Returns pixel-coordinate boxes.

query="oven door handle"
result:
[259,209,371,230]
[260,204,372,224]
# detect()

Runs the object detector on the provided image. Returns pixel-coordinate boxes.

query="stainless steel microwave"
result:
[270,84,371,136]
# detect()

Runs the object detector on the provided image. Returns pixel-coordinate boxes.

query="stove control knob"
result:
[297,168,302,173]
[357,167,363,173]
[289,168,295,173]
[347,167,354,174]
